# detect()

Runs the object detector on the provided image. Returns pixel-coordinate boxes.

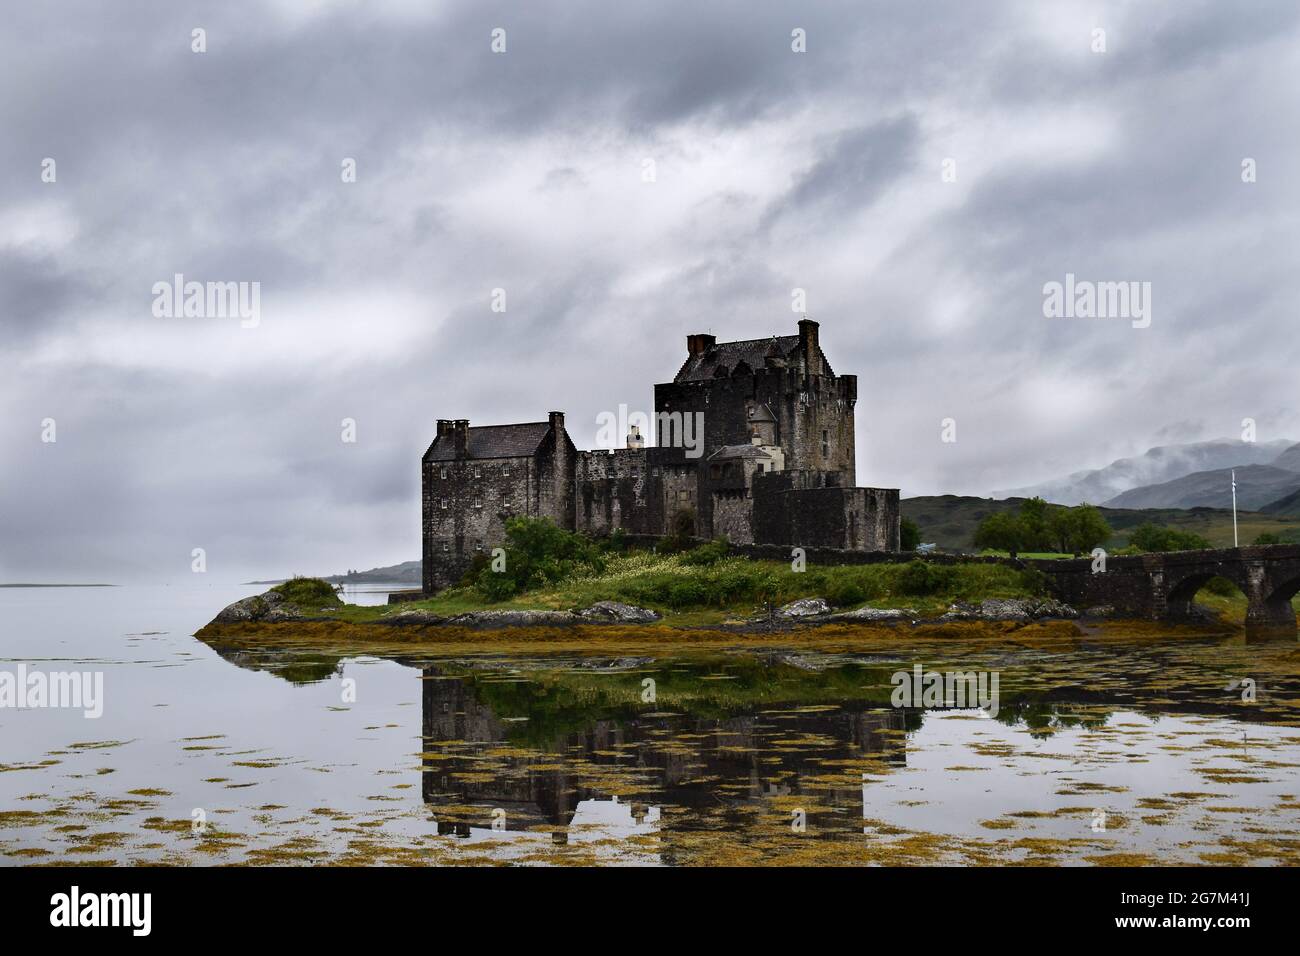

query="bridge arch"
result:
[1163,566,1248,621]
[1254,569,1300,628]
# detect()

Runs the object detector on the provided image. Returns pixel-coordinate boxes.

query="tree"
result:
[1017,497,1052,551]
[1063,504,1111,555]
[973,511,1024,558]
[900,517,921,551]
[1128,522,1211,553]
[1253,532,1282,546]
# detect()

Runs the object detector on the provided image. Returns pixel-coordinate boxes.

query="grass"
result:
[306,553,1050,626]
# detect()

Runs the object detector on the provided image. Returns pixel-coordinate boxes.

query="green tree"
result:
[900,517,921,551]
[1052,503,1111,555]
[973,511,1024,558]
[1017,497,1052,551]
[1127,522,1211,553]
[1253,532,1282,546]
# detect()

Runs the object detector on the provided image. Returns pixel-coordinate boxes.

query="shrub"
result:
[665,579,707,608]
[825,578,867,608]
[681,539,731,566]
[474,517,606,600]
[900,517,922,551]
[1203,575,1240,597]
[895,560,951,597]
[1253,532,1282,546]
[271,576,341,608]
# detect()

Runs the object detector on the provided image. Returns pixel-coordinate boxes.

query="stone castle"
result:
[421,319,900,592]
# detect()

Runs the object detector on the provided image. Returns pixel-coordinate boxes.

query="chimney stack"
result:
[686,333,717,356]
[436,419,452,440]
[452,419,470,456]
[798,318,820,374]
[627,423,644,449]
[548,411,565,435]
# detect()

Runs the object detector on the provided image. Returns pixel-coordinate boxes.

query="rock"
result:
[380,609,447,626]
[827,607,916,623]
[937,598,1079,623]
[214,595,268,623]
[263,604,305,622]
[1083,605,1116,618]
[777,598,832,618]
[447,609,581,628]
[577,601,661,623]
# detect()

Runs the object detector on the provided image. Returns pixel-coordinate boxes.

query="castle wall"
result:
[422,453,539,591]
[753,472,899,552]
[575,448,656,535]
[711,489,755,544]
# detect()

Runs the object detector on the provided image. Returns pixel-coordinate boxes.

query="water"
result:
[2,585,1297,865]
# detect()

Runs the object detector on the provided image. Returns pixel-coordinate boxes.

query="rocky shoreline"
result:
[207,588,1091,634]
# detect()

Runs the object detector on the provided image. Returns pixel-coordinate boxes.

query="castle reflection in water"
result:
[420,665,909,854]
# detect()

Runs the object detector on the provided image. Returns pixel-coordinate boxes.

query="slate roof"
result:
[748,403,777,423]
[708,444,773,460]
[424,422,552,461]
[674,335,799,383]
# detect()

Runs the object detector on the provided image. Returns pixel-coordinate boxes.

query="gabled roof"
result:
[708,444,773,460]
[748,403,777,423]
[424,422,552,461]
[674,335,799,383]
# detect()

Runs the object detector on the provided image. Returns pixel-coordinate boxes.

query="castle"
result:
[421,319,900,592]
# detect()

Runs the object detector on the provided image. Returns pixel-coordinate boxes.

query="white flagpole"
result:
[1232,469,1239,547]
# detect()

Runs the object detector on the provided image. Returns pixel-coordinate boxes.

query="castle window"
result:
[473,497,482,509]
[441,541,449,553]
[475,540,483,552]
[440,498,448,510]
[439,467,447,480]
[821,430,829,458]
[473,466,481,479]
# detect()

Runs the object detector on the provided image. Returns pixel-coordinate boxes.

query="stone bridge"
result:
[1029,545,1300,629]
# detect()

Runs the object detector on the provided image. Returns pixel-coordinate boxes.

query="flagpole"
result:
[1232,469,1239,548]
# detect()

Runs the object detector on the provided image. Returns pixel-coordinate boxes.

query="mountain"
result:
[1271,442,1300,472]
[993,439,1294,505]
[901,495,1300,552]
[1262,487,1300,516]
[1102,464,1300,511]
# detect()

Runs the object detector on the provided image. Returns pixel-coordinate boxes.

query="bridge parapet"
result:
[1028,545,1300,629]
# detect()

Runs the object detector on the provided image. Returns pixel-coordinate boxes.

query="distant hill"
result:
[1102,464,1300,511]
[326,560,421,584]
[993,438,1293,505]
[901,494,1300,551]
[1262,487,1300,516]
[1271,442,1300,472]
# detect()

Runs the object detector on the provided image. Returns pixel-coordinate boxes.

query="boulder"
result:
[447,609,581,628]
[577,601,661,623]
[777,598,832,618]
[937,598,1079,623]
[827,607,915,623]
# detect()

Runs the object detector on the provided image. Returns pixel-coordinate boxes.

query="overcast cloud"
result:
[3,0,1298,583]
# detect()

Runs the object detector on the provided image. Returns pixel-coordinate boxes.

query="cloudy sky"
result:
[3,0,1298,583]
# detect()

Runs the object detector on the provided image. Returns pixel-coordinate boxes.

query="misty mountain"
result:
[993,439,1294,505]
[1270,442,1300,473]
[1102,464,1300,511]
